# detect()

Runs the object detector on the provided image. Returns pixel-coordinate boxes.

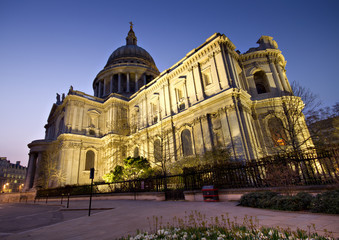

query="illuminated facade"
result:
[1,157,26,192]
[25,25,313,189]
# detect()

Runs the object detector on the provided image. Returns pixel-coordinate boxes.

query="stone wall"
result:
[0,191,36,203]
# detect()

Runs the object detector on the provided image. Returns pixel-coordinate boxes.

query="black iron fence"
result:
[36,148,339,198]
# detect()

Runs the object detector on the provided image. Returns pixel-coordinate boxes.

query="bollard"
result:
[46,194,48,204]
[67,193,70,208]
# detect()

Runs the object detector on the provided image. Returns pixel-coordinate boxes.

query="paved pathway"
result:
[2,199,339,239]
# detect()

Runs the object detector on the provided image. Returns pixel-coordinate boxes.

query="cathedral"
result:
[24,24,313,190]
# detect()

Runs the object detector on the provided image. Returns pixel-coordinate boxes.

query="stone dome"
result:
[103,24,159,74]
[93,23,160,98]
[104,44,158,73]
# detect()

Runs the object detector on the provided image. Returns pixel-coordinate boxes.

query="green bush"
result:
[295,192,313,209]
[240,190,339,214]
[311,189,339,214]
[239,191,279,208]
[271,195,306,211]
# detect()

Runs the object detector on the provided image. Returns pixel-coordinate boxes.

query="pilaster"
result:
[192,64,205,101]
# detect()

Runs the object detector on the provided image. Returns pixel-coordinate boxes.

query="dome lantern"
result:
[126,22,137,45]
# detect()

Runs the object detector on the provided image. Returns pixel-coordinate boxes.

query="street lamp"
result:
[3,183,9,193]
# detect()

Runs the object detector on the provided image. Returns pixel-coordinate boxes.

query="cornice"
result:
[240,49,283,63]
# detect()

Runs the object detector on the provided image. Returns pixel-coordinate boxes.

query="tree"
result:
[123,156,151,179]
[102,165,124,183]
[103,157,151,183]
[36,149,66,189]
[169,147,232,174]
[266,81,320,153]
[307,102,339,147]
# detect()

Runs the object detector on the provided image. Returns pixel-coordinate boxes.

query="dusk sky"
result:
[1,0,338,166]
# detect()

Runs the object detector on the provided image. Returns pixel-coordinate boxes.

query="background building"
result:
[25,25,313,190]
[0,157,26,193]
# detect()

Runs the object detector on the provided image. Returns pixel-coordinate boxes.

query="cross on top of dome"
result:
[126,22,137,45]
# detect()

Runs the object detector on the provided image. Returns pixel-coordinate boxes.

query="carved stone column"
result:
[209,52,222,90]
[183,78,190,108]
[276,63,290,93]
[126,73,130,93]
[200,114,213,151]
[98,81,102,97]
[32,152,42,188]
[110,75,113,93]
[135,73,138,91]
[23,153,36,191]
[118,73,121,93]
[192,63,205,101]
[103,78,107,95]
[268,56,283,93]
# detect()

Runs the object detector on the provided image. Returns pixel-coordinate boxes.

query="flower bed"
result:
[123,226,332,240]
[118,211,334,240]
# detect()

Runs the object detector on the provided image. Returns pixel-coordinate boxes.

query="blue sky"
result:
[1,0,338,166]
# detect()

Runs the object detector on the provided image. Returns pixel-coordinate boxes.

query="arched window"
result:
[181,129,193,156]
[254,71,270,94]
[268,117,287,146]
[154,139,161,162]
[134,147,139,158]
[85,150,95,170]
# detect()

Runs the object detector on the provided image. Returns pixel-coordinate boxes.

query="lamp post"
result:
[88,168,95,216]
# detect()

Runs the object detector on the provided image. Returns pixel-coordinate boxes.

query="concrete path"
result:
[2,199,339,240]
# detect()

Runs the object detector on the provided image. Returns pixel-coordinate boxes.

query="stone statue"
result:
[56,93,60,103]
[68,85,74,95]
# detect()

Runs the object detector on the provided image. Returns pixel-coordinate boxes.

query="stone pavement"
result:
[2,199,339,240]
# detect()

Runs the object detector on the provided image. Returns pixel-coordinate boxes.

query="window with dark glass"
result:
[85,150,95,170]
[254,71,270,94]
[181,129,193,156]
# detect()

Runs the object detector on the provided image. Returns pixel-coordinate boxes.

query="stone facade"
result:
[25,26,313,189]
[1,157,27,192]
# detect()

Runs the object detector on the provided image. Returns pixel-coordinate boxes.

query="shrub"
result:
[295,192,313,209]
[271,195,305,211]
[239,191,279,208]
[311,189,339,214]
